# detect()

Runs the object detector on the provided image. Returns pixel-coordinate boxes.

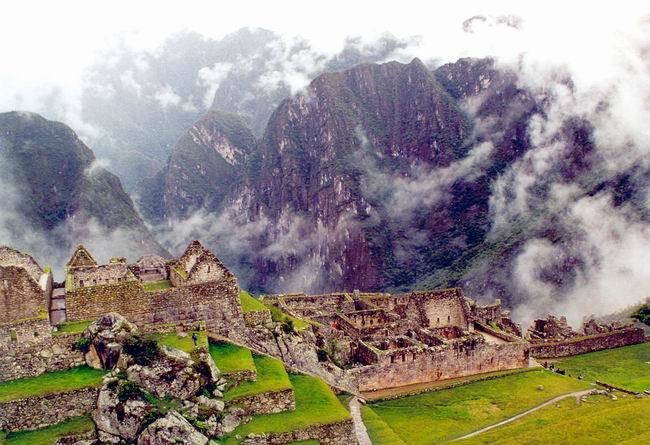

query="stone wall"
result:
[241,419,355,445]
[224,369,257,384]
[0,387,98,431]
[65,279,245,339]
[350,341,529,392]
[0,332,84,382]
[530,328,645,358]
[229,388,295,416]
[0,316,51,346]
[0,265,46,323]
[243,309,272,327]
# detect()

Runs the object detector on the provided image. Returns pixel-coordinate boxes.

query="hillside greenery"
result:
[0,366,105,403]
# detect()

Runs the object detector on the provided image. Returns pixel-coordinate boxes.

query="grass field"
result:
[239,289,267,313]
[209,340,256,374]
[223,355,291,402]
[0,366,105,403]
[363,368,590,444]
[151,330,208,353]
[220,374,350,444]
[1,415,94,445]
[458,394,650,444]
[266,304,311,331]
[53,319,92,335]
[360,405,405,445]
[142,279,172,292]
[553,342,650,392]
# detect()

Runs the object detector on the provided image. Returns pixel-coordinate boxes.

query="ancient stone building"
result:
[0,246,52,323]
[264,288,530,392]
[64,241,245,338]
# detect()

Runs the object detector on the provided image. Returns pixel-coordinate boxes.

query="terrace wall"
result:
[65,279,245,339]
[0,387,98,431]
[244,309,272,327]
[530,327,645,358]
[241,419,355,445]
[229,388,295,416]
[0,331,84,382]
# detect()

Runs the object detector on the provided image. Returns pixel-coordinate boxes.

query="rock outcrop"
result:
[93,378,151,444]
[83,313,138,370]
[137,411,208,445]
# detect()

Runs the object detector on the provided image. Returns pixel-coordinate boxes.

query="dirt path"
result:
[452,389,595,441]
[349,397,373,445]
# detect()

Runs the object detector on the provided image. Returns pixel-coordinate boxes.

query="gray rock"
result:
[137,411,208,445]
[93,382,150,443]
[196,395,225,412]
[83,313,138,370]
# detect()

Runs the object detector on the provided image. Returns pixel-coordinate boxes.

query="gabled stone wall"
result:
[0,265,46,323]
[530,327,645,358]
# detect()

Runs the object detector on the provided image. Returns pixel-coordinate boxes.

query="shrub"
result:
[631,304,650,326]
[123,335,159,365]
[117,381,142,402]
[74,336,92,351]
[317,348,329,362]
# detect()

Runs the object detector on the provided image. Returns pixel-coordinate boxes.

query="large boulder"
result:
[93,380,151,443]
[83,313,138,370]
[137,411,208,445]
[127,346,203,400]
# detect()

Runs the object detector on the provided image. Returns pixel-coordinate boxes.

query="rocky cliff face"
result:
[0,111,167,268]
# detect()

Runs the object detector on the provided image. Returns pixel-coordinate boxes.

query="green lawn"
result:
[364,369,589,444]
[151,331,208,353]
[220,374,351,444]
[553,342,650,392]
[360,405,405,445]
[2,415,94,445]
[142,279,173,292]
[209,341,256,374]
[53,319,92,335]
[459,394,650,444]
[0,366,105,403]
[223,355,291,402]
[240,290,267,313]
[266,304,311,331]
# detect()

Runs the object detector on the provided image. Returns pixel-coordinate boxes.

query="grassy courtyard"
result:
[363,368,589,444]
[223,355,291,402]
[151,330,208,353]
[220,374,350,444]
[553,342,650,392]
[1,415,94,445]
[209,340,256,375]
[458,394,650,444]
[142,279,173,292]
[53,319,92,335]
[0,366,105,403]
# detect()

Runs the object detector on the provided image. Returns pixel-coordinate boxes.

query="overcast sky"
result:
[1,1,647,94]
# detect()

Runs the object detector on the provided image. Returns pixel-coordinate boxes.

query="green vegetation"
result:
[553,342,650,392]
[0,366,105,403]
[363,369,589,444]
[360,405,405,445]
[2,415,95,445]
[142,279,172,292]
[151,331,208,353]
[54,319,92,336]
[266,304,311,331]
[122,335,160,366]
[221,374,350,444]
[224,355,291,402]
[174,266,188,279]
[208,341,255,374]
[459,394,650,444]
[239,289,266,313]
[631,304,650,326]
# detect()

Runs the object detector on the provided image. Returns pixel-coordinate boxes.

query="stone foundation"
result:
[229,388,295,416]
[0,387,98,432]
[225,369,257,385]
[530,327,645,358]
[241,418,355,445]
[244,310,272,327]
[0,333,84,382]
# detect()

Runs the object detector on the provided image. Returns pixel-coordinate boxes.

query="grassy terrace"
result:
[363,368,589,444]
[553,342,650,392]
[239,289,267,313]
[151,331,208,353]
[266,303,311,331]
[459,395,650,444]
[0,366,105,403]
[142,279,172,292]
[1,415,94,445]
[53,319,92,336]
[220,374,351,444]
[224,355,291,402]
[209,340,255,375]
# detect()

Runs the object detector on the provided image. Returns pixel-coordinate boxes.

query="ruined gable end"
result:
[66,245,98,270]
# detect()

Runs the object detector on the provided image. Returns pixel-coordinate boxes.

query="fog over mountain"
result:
[0,2,647,325]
